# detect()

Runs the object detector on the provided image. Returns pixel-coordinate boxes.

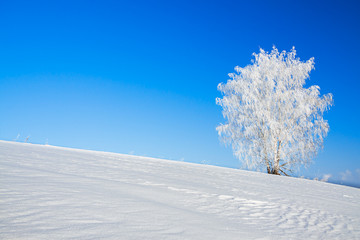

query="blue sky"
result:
[1,0,359,187]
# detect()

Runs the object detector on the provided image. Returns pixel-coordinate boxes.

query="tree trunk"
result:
[272,140,281,175]
[265,157,271,174]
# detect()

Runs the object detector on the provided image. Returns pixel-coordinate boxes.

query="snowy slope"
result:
[0,141,359,240]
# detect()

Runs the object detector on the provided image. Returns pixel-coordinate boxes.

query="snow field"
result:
[0,140,359,239]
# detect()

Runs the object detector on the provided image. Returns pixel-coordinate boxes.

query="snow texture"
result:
[0,140,359,239]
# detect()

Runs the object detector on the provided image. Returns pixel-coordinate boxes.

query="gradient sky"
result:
[1,0,359,187]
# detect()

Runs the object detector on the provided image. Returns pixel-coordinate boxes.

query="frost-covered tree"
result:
[216,47,333,176]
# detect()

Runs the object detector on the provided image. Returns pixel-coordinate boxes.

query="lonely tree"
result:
[216,47,333,176]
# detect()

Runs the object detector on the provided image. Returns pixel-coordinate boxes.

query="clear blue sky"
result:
[1,0,359,187]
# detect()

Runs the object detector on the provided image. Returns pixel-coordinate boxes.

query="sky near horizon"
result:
[1,0,359,186]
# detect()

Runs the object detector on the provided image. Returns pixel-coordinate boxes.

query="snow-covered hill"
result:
[0,140,359,239]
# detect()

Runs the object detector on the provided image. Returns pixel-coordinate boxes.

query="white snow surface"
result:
[0,140,359,240]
